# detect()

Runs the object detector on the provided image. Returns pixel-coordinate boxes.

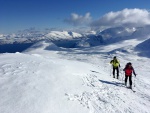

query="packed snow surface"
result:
[0,39,150,113]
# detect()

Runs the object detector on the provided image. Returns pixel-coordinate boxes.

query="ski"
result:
[127,87,136,92]
[131,89,136,93]
[122,85,136,93]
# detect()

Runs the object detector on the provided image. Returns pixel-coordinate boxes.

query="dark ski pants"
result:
[125,75,132,86]
[113,67,119,78]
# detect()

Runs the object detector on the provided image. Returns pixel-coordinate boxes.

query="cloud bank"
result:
[90,8,150,30]
[64,12,92,26]
[65,8,150,31]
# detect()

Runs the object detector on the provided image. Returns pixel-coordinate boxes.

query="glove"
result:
[135,74,136,77]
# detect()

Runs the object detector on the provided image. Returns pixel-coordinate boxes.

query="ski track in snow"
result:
[66,73,150,113]
[60,45,150,113]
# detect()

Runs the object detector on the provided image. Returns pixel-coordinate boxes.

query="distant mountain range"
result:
[1,25,150,44]
[0,25,150,53]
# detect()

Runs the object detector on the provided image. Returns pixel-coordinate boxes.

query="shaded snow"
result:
[135,38,150,57]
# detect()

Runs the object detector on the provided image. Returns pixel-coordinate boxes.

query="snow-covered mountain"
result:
[0,30,83,45]
[0,24,150,113]
[0,34,5,38]
[1,25,150,53]
[0,30,85,53]
[1,25,150,47]
[0,37,150,113]
[99,26,136,39]
[45,31,82,40]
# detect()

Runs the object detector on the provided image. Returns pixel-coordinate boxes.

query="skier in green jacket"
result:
[110,56,120,79]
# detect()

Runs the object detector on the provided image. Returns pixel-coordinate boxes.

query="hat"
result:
[128,62,132,65]
[113,56,116,59]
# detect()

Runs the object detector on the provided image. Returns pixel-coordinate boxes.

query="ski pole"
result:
[133,76,136,87]
[119,67,123,81]
[110,65,112,76]
[122,71,125,84]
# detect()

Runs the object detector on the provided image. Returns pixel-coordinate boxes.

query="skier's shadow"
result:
[99,79,123,87]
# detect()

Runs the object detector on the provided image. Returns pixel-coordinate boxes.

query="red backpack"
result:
[124,62,133,76]
[125,68,133,76]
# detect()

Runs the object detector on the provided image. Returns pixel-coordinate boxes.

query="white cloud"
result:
[64,12,92,26]
[90,8,150,30]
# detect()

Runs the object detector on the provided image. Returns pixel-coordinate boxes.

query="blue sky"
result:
[0,0,150,33]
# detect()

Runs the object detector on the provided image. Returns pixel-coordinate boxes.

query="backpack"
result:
[110,59,120,67]
[125,68,132,76]
[124,63,133,76]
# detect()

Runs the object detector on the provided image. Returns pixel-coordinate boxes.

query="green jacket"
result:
[110,59,120,68]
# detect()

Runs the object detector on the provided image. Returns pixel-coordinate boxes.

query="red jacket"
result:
[123,66,136,76]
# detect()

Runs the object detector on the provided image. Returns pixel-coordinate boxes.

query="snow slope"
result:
[0,39,150,113]
[0,50,91,113]
[135,38,150,57]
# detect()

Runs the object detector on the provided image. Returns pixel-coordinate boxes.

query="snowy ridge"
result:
[0,40,150,113]
[136,38,150,51]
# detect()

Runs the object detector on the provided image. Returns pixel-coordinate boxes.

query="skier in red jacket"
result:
[123,62,136,89]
